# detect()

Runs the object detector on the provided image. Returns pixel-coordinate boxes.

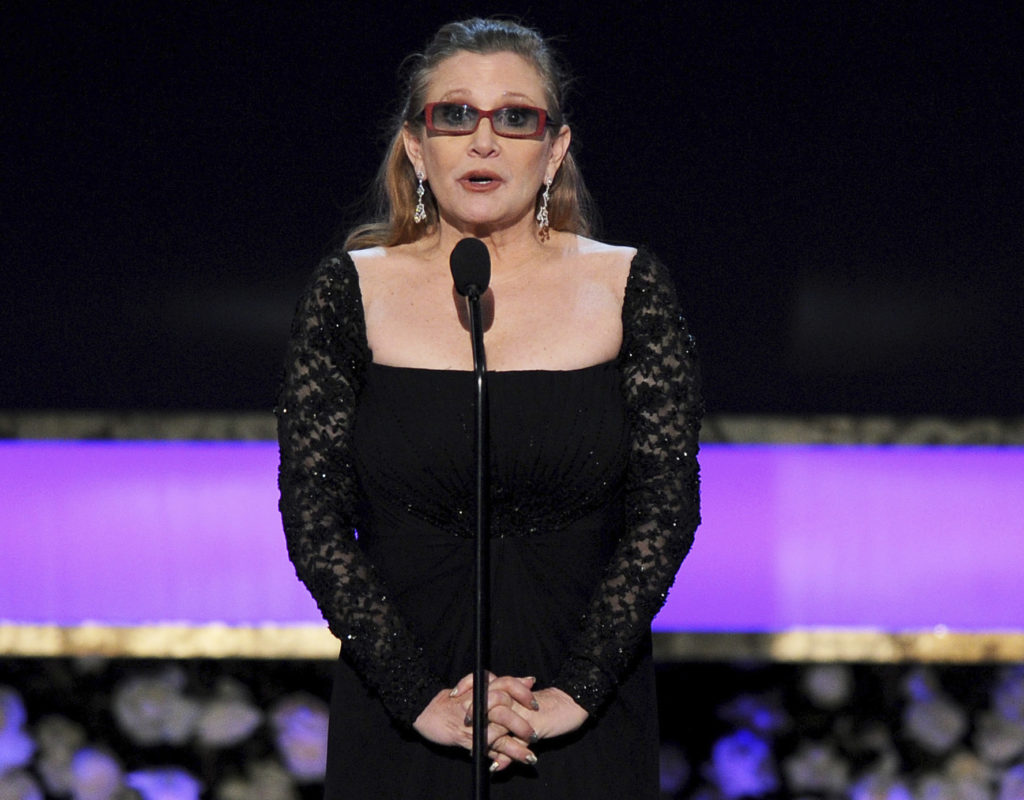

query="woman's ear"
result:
[402,124,424,176]
[547,125,571,177]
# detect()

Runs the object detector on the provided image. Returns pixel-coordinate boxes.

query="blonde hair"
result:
[345,18,596,250]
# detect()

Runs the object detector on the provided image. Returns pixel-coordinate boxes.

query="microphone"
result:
[449,236,492,798]
[450,237,491,298]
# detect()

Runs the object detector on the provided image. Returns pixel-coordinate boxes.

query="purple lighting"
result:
[663,445,1024,631]
[0,442,317,626]
[1,442,1022,631]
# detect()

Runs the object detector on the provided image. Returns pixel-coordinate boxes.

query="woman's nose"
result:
[468,118,500,155]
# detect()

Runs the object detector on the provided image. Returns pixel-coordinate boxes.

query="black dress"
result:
[276,247,702,799]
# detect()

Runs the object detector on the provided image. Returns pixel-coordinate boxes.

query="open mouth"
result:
[463,172,501,186]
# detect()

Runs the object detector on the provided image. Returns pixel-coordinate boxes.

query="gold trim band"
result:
[3,624,1023,662]
[652,629,1024,663]
[3,412,1024,444]
[0,624,339,659]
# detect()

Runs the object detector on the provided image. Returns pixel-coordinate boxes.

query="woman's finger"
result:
[488,733,538,768]
[486,702,536,743]
[461,673,540,730]
[486,675,539,712]
[466,684,524,724]
[449,672,475,698]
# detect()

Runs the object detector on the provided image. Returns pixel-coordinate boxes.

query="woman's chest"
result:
[361,274,623,372]
[350,364,630,536]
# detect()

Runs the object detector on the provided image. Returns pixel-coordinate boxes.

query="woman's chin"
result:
[441,208,533,238]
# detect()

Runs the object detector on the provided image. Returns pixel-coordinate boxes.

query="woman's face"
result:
[403,50,570,237]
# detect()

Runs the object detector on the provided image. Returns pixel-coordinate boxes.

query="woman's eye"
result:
[502,108,527,126]
[498,107,537,129]
[441,105,472,126]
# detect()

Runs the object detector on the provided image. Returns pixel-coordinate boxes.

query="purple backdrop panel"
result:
[1,442,1022,630]
[0,442,318,625]
[659,445,1024,631]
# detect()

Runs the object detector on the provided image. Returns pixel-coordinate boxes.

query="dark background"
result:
[4,1,1022,415]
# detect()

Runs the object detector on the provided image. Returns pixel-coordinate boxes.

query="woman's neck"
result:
[422,218,564,279]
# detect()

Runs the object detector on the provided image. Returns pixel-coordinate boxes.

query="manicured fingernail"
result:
[450,687,459,697]
[531,699,540,711]
[529,731,539,744]
[525,754,538,766]
[489,760,499,773]
[464,714,472,726]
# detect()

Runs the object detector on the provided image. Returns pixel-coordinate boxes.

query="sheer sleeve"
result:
[275,251,443,726]
[554,248,703,715]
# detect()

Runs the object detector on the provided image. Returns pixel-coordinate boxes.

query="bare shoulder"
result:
[347,245,395,273]
[570,235,638,265]
[349,242,433,270]
[347,244,428,300]
[558,235,635,296]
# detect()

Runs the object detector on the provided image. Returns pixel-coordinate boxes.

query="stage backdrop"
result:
[3,3,1023,416]
[3,440,1022,633]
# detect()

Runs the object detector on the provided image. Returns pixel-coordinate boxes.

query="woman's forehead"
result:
[426,51,547,104]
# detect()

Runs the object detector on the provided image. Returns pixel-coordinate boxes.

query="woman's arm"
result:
[553,248,703,716]
[276,251,443,726]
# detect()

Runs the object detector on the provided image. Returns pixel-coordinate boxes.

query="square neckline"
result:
[346,242,639,375]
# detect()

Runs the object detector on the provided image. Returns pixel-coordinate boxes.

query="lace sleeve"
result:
[275,251,443,726]
[554,248,703,715]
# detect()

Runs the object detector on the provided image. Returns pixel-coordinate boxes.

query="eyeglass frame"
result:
[418,102,561,140]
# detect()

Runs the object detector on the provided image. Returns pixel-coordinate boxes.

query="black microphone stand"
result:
[465,286,491,800]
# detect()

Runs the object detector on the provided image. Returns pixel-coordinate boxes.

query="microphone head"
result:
[450,237,491,297]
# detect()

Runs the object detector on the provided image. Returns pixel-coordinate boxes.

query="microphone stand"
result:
[465,287,491,800]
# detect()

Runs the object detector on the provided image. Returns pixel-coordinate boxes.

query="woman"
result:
[277,18,702,799]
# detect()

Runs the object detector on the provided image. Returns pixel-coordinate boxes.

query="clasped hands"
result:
[413,672,588,772]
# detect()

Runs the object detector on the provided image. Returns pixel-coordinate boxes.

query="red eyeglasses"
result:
[420,103,559,139]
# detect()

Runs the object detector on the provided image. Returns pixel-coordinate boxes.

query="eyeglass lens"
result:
[428,104,544,137]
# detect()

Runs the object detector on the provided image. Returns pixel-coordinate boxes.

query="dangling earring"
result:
[536,177,552,240]
[413,171,427,224]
